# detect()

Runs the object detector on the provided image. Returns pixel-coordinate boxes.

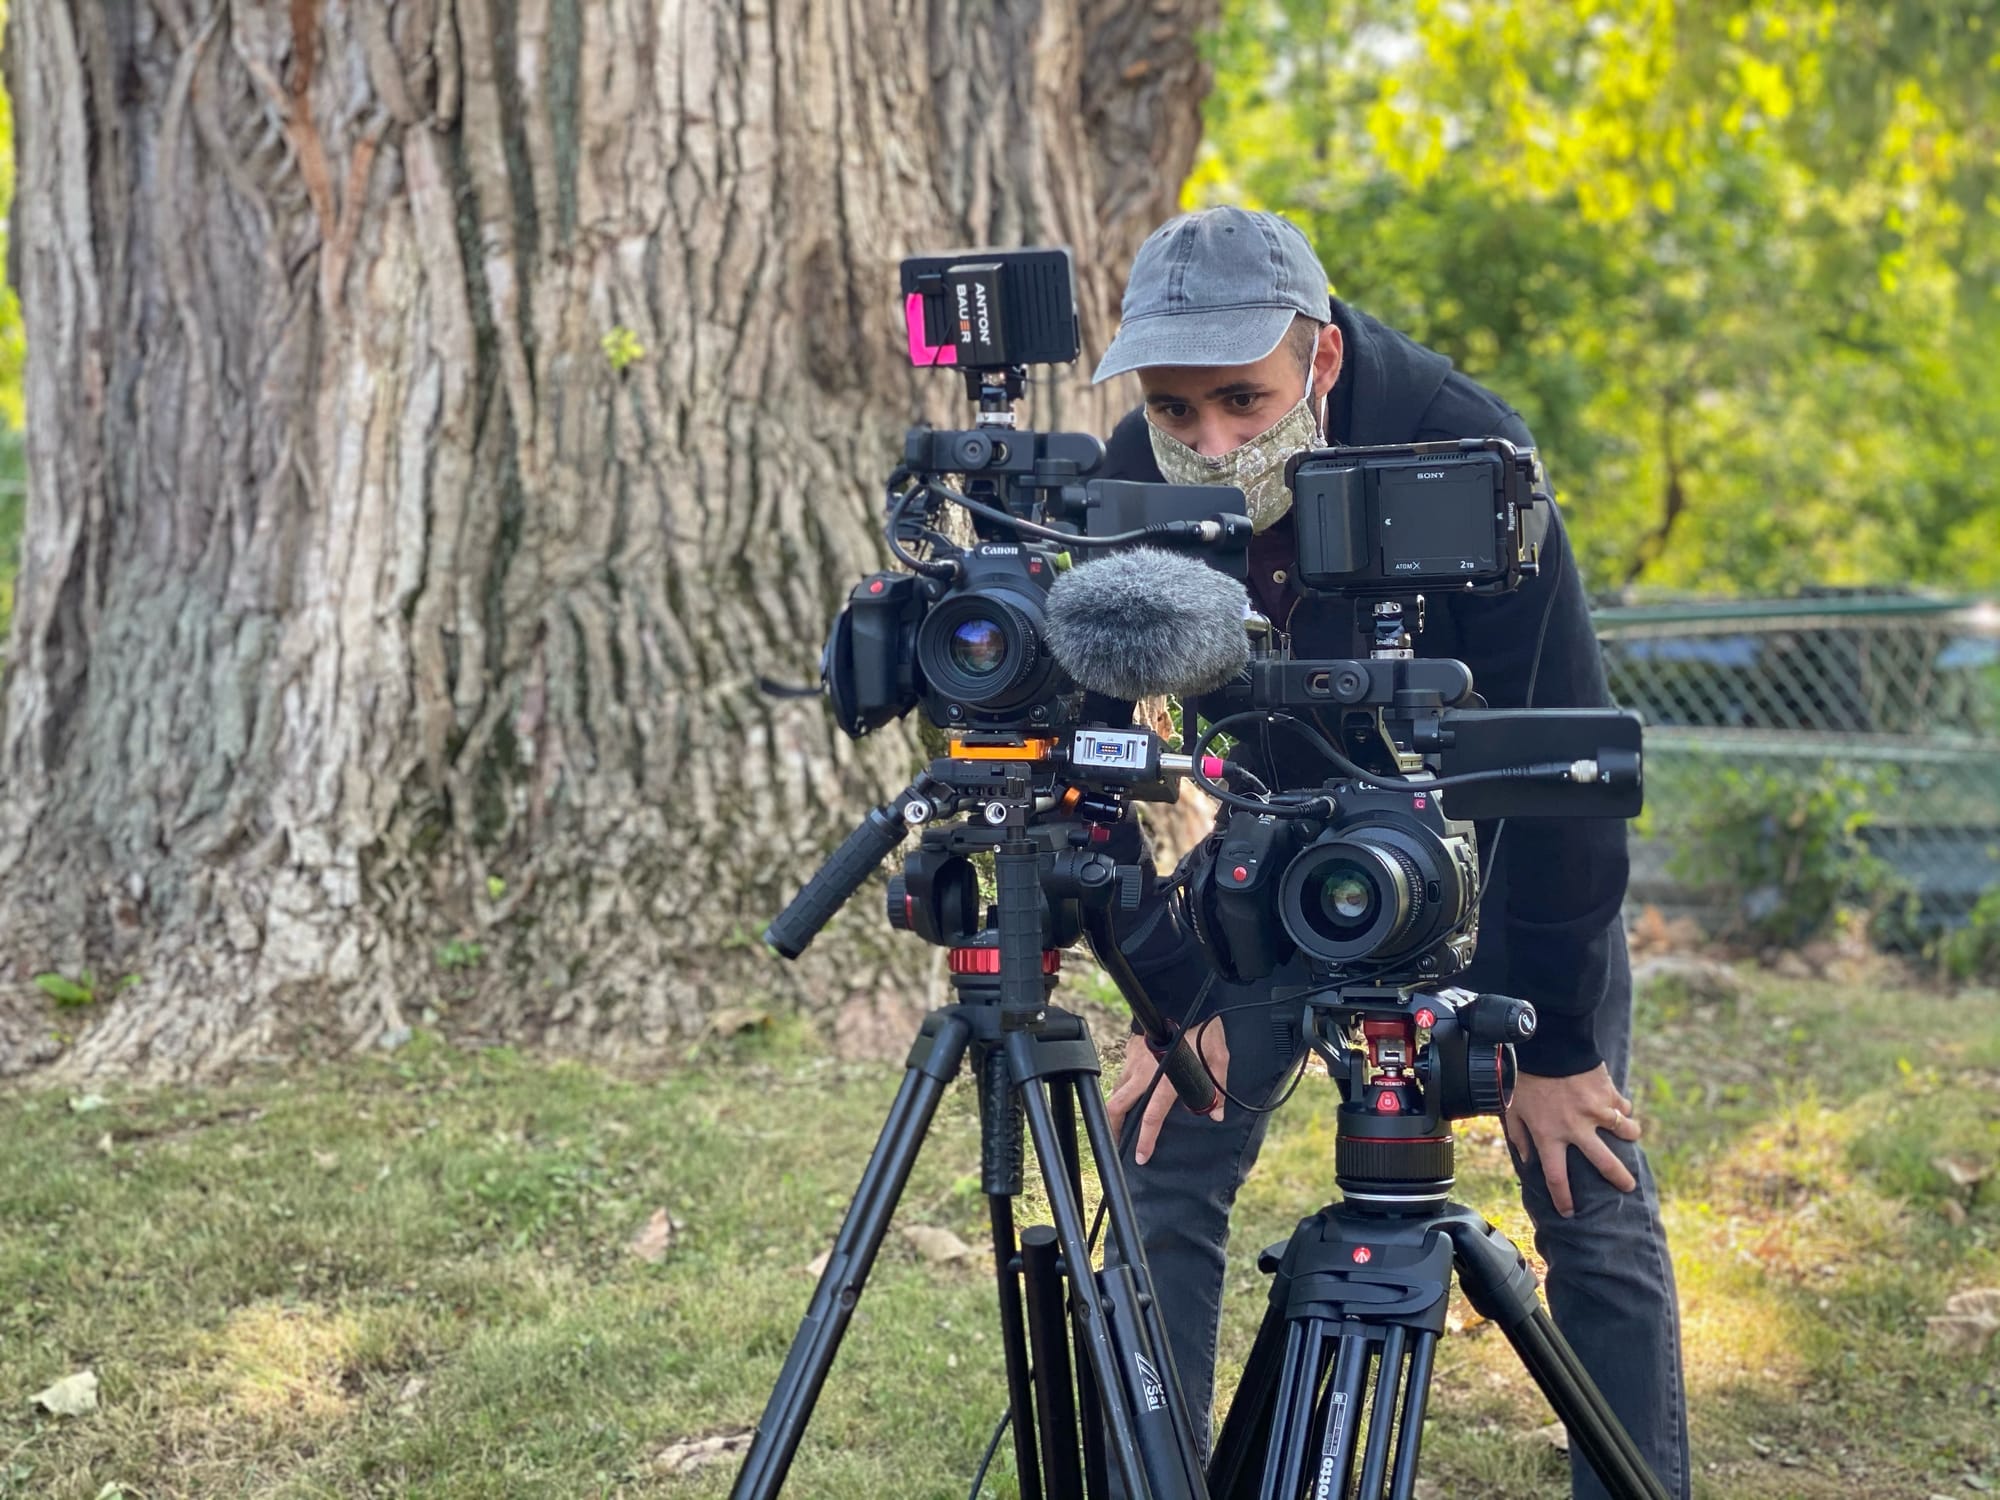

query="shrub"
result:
[1668,762,1909,948]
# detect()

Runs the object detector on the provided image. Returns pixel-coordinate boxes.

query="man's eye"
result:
[1159,404,1192,422]
[1227,393,1261,411]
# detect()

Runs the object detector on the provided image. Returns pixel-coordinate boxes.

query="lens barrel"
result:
[915,590,1059,715]
[1278,826,1467,966]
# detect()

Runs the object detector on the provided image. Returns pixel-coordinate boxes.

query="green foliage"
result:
[32,970,139,1009]
[1939,884,2000,983]
[599,325,645,371]
[433,939,487,971]
[1668,761,1906,945]
[1195,0,2000,593]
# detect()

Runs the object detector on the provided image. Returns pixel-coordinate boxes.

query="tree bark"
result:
[0,0,1217,1079]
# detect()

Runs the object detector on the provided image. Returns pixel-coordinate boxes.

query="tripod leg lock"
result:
[1445,1213,1542,1330]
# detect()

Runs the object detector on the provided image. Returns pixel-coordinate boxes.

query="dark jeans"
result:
[1111,918,1690,1500]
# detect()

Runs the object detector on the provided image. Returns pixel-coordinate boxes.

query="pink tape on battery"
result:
[905,292,957,367]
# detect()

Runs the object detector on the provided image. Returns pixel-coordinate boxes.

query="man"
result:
[1094,207,1690,1500]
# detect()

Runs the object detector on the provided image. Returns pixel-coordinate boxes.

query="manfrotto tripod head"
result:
[1280,981,1538,1209]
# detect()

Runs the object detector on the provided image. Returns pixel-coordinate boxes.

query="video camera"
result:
[773,242,1642,1149]
[823,250,1255,739]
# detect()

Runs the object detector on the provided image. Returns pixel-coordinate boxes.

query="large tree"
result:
[0,0,1216,1078]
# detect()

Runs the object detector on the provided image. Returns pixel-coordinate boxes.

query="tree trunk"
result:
[0,0,1216,1079]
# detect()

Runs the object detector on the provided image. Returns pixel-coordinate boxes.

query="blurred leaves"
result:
[1194,0,2000,593]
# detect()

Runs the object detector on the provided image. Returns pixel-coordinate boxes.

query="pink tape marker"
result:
[1200,755,1227,779]
[905,292,957,367]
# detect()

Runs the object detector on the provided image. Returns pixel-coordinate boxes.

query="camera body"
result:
[826,542,1080,737]
[1193,780,1481,987]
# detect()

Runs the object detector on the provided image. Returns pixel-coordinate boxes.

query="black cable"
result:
[1187,1000,1314,1116]
[925,480,1235,550]
[883,481,960,580]
[966,1406,1012,1500]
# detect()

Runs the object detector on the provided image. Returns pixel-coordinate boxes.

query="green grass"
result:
[1,967,1996,1499]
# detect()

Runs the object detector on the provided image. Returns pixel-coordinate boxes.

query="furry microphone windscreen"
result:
[1044,547,1253,701]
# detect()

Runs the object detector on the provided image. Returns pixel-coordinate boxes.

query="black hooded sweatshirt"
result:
[1101,298,1625,1077]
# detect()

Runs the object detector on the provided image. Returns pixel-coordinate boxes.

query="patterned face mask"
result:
[1146,374,1323,532]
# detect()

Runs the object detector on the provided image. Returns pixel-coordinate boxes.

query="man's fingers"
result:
[1610,1109,1644,1143]
[1135,1076,1179,1165]
[1580,1131,1639,1195]
[1538,1133,1575,1218]
[1504,1109,1534,1163]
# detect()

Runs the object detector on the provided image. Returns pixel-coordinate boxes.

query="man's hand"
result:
[1106,1021,1229,1165]
[1503,1064,1644,1217]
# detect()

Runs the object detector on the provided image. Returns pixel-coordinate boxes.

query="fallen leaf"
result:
[396,1375,427,1405]
[32,1371,99,1416]
[656,1428,754,1475]
[709,1007,770,1038]
[629,1208,681,1264]
[1527,1421,1569,1453]
[1926,1313,1999,1356]
[1942,1199,1970,1228]
[1945,1288,2000,1320]
[902,1225,978,1265]
[312,1150,340,1171]
[1934,1158,1991,1191]
[803,1249,832,1278]
[68,1095,108,1114]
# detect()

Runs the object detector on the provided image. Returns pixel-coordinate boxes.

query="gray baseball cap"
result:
[1092,207,1331,383]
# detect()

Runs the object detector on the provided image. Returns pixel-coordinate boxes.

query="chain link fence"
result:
[1595,593,2000,941]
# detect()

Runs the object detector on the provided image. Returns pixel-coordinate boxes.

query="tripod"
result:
[1202,984,1671,1500]
[733,762,1219,1500]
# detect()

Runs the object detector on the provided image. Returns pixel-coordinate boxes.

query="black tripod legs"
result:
[1009,1028,1208,1500]
[1446,1214,1669,1500]
[730,1013,970,1500]
[731,1006,1209,1500]
[1206,1203,1670,1500]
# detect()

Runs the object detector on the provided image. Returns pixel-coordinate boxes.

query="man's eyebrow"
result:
[1143,379,1270,407]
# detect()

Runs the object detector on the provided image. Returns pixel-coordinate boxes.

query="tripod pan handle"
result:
[766,803,911,959]
[1148,1027,1221,1117]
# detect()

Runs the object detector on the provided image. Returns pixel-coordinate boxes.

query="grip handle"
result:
[765,805,909,959]
[1148,1027,1220,1117]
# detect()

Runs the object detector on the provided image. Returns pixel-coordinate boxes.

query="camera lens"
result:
[1313,859,1380,937]
[948,618,1008,678]
[916,591,1059,714]
[1286,842,1411,958]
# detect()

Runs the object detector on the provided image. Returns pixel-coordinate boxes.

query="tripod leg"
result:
[982,1045,1046,1500]
[1023,1225,1086,1500]
[1258,1318,1336,1500]
[1384,1331,1436,1500]
[1309,1331,1371,1500]
[1017,1053,1200,1500]
[1204,1282,1290,1499]
[1068,1064,1207,1479]
[1353,1325,1407,1500]
[990,1192,1047,1500]
[1048,1085,1108,1498]
[731,1015,971,1500]
[1511,1311,1669,1500]
[1448,1213,1670,1500]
